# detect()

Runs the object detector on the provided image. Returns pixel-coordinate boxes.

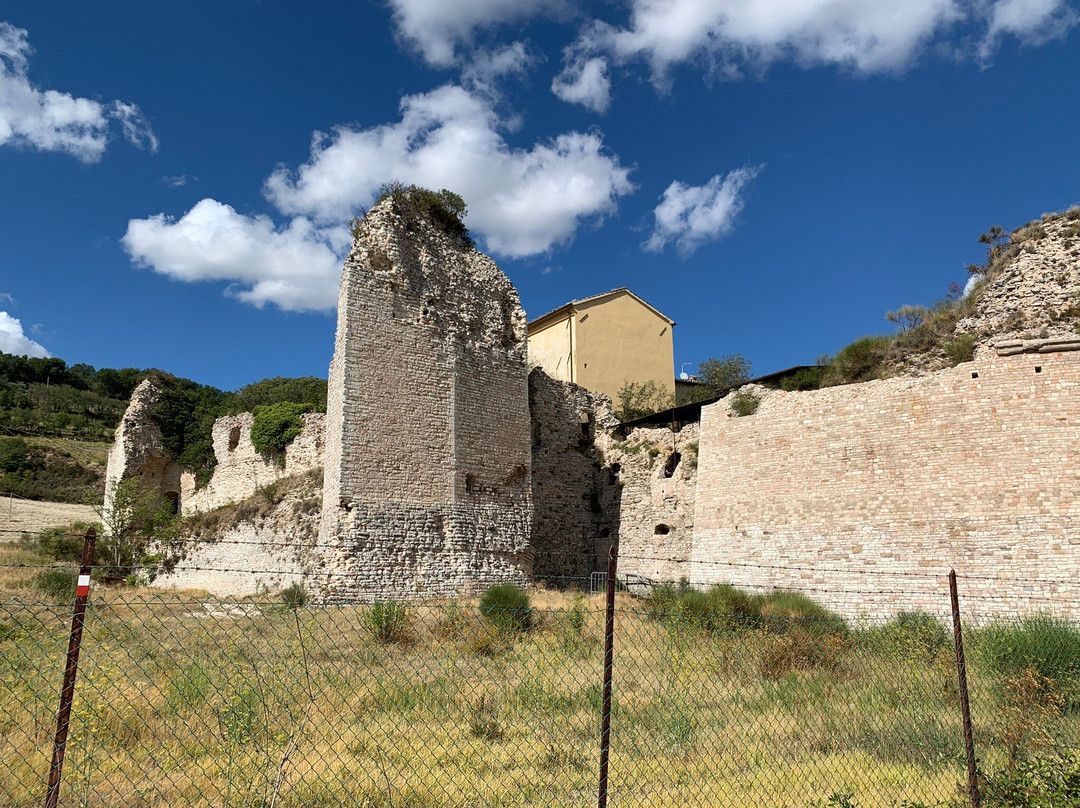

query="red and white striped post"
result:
[44,526,96,808]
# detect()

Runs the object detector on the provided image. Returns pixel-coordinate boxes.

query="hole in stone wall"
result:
[1035,366,1043,373]
[654,524,670,535]
[599,527,610,538]
[164,491,180,515]
[465,473,477,494]
[607,463,621,484]
[971,372,979,379]
[228,426,241,451]
[663,452,681,478]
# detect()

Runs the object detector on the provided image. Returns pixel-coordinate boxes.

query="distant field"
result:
[0,496,99,538]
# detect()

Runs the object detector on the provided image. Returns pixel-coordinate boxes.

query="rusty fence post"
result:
[949,569,981,808]
[597,541,618,808]
[44,527,96,808]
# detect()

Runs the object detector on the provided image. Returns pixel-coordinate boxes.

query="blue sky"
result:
[1,0,1078,390]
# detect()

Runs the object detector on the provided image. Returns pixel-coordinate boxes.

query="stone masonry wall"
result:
[692,351,1080,619]
[317,197,532,600]
[528,367,699,586]
[153,470,323,597]
[103,379,184,524]
[529,368,616,581]
[183,412,324,514]
[599,422,699,586]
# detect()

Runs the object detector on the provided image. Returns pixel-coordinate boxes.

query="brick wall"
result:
[693,350,1080,618]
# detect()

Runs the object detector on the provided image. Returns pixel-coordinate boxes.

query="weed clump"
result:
[280,582,307,609]
[865,611,948,661]
[363,600,414,646]
[728,389,761,417]
[480,583,532,633]
[33,569,76,599]
[975,615,1080,686]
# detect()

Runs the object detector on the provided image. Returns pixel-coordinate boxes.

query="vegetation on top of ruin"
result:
[250,401,314,463]
[809,206,1080,388]
[146,371,328,486]
[352,182,473,246]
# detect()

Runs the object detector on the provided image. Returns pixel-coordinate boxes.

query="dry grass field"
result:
[1,540,1078,808]
[0,497,99,538]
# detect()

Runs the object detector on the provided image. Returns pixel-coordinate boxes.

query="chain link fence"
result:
[2,543,1079,806]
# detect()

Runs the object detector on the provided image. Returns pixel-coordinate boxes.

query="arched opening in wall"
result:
[654,524,670,535]
[164,491,180,515]
[465,473,477,494]
[228,427,241,452]
[663,452,681,478]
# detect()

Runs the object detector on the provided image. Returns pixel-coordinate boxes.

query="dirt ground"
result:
[0,495,98,539]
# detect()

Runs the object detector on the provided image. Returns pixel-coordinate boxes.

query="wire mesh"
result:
[2,562,1080,807]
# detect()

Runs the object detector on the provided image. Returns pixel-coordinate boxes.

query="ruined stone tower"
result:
[317,194,533,599]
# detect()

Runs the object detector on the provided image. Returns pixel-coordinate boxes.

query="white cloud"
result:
[562,0,1075,92]
[122,199,347,312]
[551,45,611,113]
[125,84,632,311]
[162,174,197,187]
[265,84,634,257]
[644,165,761,257]
[979,0,1077,60]
[387,0,564,66]
[461,42,536,96]
[0,310,50,357]
[0,22,157,162]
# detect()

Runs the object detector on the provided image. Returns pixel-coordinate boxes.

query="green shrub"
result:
[779,366,825,391]
[729,389,760,417]
[479,583,533,633]
[646,581,686,620]
[868,611,948,660]
[363,600,413,645]
[982,750,1080,807]
[33,569,77,599]
[281,582,307,609]
[975,615,1080,685]
[944,333,977,365]
[250,402,312,461]
[756,590,848,636]
[372,182,472,245]
[822,336,893,386]
[34,524,89,561]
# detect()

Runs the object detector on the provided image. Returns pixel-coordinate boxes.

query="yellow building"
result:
[527,288,675,404]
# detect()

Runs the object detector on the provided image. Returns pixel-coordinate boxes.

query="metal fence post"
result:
[597,540,618,808]
[949,569,981,808]
[44,527,96,808]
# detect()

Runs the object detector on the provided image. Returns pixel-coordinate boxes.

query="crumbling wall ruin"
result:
[315,197,532,600]
[104,380,325,525]
[183,411,324,514]
[599,422,698,585]
[528,368,617,581]
[528,367,700,586]
[103,379,186,523]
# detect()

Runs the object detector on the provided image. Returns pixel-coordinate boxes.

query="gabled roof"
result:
[527,288,676,331]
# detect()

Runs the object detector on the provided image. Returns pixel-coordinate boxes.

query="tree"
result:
[885,304,927,332]
[696,355,752,393]
[616,380,674,421]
